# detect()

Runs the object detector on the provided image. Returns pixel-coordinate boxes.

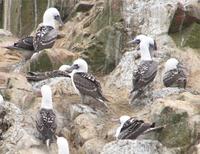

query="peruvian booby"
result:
[163,58,187,88]
[36,85,57,147]
[64,58,109,107]
[129,35,158,101]
[4,8,64,60]
[115,115,159,140]
[57,136,70,154]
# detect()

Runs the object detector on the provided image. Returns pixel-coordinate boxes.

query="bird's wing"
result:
[5,36,34,51]
[163,69,179,87]
[26,70,70,81]
[36,109,57,136]
[119,119,154,139]
[73,72,107,101]
[33,26,58,51]
[132,61,158,91]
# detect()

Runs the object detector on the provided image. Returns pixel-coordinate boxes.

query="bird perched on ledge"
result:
[63,58,109,107]
[115,115,163,140]
[4,7,64,60]
[128,35,158,102]
[163,58,187,88]
[36,85,57,147]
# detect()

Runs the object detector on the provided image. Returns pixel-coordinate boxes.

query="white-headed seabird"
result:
[36,85,57,147]
[57,136,70,154]
[64,58,109,107]
[163,58,187,88]
[33,8,63,52]
[4,8,64,60]
[115,115,158,140]
[128,35,158,102]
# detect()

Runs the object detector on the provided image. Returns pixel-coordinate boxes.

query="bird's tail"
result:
[1,45,16,50]
[97,95,110,108]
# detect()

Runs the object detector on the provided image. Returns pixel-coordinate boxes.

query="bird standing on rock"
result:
[36,85,57,147]
[163,58,187,88]
[115,115,162,140]
[63,58,109,108]
[4,7,64,60]
[128,35,158,103]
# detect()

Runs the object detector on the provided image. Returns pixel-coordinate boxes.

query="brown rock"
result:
[82,138,106,154]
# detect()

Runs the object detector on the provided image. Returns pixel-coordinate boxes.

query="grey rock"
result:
[152,87,185,99]
[101,140,177,154]
[69,104,99,120]
[0,29,12,37]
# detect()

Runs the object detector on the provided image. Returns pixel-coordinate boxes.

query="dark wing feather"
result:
[132,61,158,91]
[33,26,58,52]
[36,109,57,141]
[73,72,108,102]
[5,36,34,51]
[163,65,187,88]
[26,70,70,81]
[119,119,154,139]
[163,69,179,87]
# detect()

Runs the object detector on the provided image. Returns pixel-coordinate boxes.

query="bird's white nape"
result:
[0,94,4,105]
[41,85,53,109]
[59,65,71,71]
[57,136,70,154]
[43,7,61,28]
[72,58,88,73]
[165,58,179,72]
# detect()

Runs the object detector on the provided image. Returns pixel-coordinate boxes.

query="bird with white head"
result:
[163,58,187,88]
[115,115,131,138]
[36,85,57,148]
[65,58,108,107]
[129,35,158,102]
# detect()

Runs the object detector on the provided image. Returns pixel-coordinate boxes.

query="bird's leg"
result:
[81,94,85,104]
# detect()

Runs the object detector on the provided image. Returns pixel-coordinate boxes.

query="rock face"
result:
[101,140,176,154]
[0,0,75,37]
[0,0,200,154]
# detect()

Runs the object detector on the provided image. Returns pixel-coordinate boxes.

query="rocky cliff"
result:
[0,0,200,154]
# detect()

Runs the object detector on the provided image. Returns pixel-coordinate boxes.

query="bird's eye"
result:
[54,15,60,20]
[73,64,79,69]
[135,39,141,44]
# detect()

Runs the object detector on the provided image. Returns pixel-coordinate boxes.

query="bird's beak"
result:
[127,39,140,50]
[127,39,140,45]
[65,64,79,73]
[55,16,64,29]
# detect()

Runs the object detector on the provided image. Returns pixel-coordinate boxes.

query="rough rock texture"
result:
[26,48,78,72]
[101,140,177,154]
[0,0,200,154]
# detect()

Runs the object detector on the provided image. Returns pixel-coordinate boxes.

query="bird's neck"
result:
[41,96,53,109]
[43,17,55,29]
[140,44,152,61]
